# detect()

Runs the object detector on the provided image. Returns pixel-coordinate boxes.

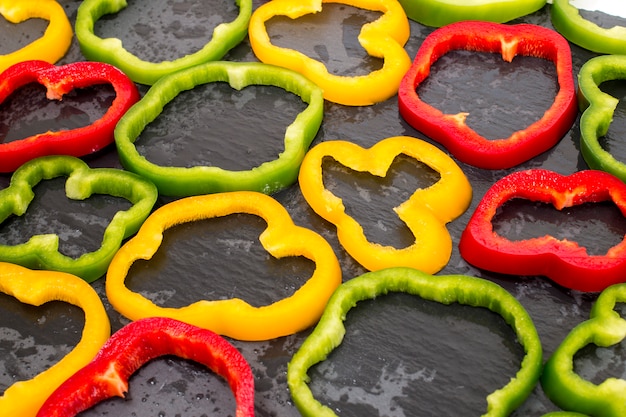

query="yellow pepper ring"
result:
[0,262,110,417]
[106,191,342,342]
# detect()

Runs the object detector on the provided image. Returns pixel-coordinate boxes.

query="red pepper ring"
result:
[459,169,626,292]
[36,317,255,417]
[0,60,140,173]
[398,20,578,169]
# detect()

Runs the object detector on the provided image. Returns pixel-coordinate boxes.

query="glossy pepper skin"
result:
[298,136,472,273]
[541,283,626,417]
[459,169,626,293]
[249,0,411,106]
[551,0,626,55]
[75,0,252,85]
[0,60,140,173]
[0,0,73,73]
[398,20,577,169]
[0,262,110,417]
[287,267,543,417]
[115,61,324,197]
[106,191,342,341]
[0,155,158,282]
[37,317,255,417]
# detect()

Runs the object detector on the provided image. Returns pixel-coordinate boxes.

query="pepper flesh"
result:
[398,20,577,169]
[298,136,472,273]
[0,262,110,417]
[287,266,543,417]
[106,191,341,341]
[36,317,254,417]
[459,169,626,293]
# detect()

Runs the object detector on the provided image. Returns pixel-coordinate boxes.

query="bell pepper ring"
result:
[0,0,73,73]
[0,262,110,417]
[398,20,578,170]
[36,317,255,417]
[75,0,253,85]
[248,0,412,106]
[0,155,158,283]
[541,283,626,417]
[105,191,342,341]
[114,60,324,197]
[459,169,626,293]
[298,136,472,273]
[0,59,140,173]
[287,266,543,417]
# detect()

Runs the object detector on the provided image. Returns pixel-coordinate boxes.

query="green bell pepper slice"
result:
[0,155,158,282]
[75,0,252,85]
[288,267,543,417]
[114,61,324,197]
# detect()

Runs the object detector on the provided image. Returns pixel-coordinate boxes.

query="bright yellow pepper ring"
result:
[0,0,73,73]
[0,262,110,417]
[106,191,342,342]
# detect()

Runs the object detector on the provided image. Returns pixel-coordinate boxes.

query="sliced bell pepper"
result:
[541,283,626,417]
[287,266,543,417]
[75,0,252,85]
[0,59,140,173]
[298,136,472,273]
[105,190,342,341]
[248,0,412,106]
[459,169,626,293]
[0,262,110,417]
[36,317,254,417]
[398,20,578,170]
[551,0,626,55]
[0,0,73,73]
[114,61,324,197]
[0,155,158,282]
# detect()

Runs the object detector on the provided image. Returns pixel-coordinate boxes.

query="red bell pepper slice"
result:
[0,60,140,173]
[398,21,578,169]
[459,169,626,292]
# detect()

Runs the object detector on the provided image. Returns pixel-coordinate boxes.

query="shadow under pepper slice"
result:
[287,266,543,417]
[105,191,341,341]
[0,155,158,283]
[0,262,110,417]
[398,20,578,169]
[36,317,254,417]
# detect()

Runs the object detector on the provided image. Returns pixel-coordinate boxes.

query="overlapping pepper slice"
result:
[75,0,252,85]
[287,266,543,417]
[0,262,110,417]
[0,155,158,283]
[298,136,472,273]
[541,283,626,417]
[36,317,254,417]
[0,60,140,173]
[398,20,578,169]
[248,0,411,106]
[0,0,73,73]
[105,191,341,341]
[115,61,324,197]
[459,169,626,293]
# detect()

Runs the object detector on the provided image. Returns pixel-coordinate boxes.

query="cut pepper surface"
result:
[114,61,324,197]
[459,169,626,293]
[0,155,158,282]
[298,136,472,273]
[398,20,578,169]
[106,191,342,341]
[37,317,254,417]
[0,262,110,417]
[248,0,411,106]
[287,267,543,417]
[0,0,73,73]
[75,0,252,85]
[0,59,140,173]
